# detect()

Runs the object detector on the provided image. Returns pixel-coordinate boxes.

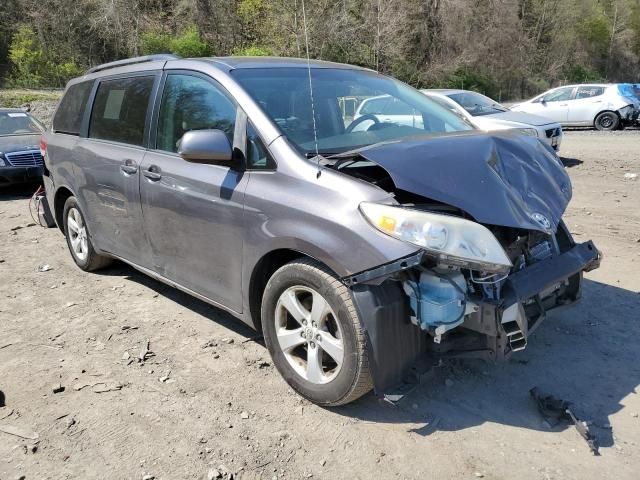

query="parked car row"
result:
[37,55,601,406]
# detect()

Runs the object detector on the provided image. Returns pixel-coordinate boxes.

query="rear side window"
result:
[89,76,154,146]
[52,81,93,135]
[576,86,604,99]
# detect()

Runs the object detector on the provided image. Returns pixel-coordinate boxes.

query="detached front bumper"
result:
[349,239,601,398]
[0,166,43,185]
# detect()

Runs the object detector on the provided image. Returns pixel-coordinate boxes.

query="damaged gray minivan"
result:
[43,55,600,406]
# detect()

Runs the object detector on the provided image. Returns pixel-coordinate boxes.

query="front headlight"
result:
[0,153,5,167]
[360,202,512,273]
[512,127,539,137]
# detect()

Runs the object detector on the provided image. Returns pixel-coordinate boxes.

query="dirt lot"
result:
[1,130,639,480]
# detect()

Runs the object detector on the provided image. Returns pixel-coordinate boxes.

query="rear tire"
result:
[594,111,619,131]
[261,259,372,406]
[63,197,112,271]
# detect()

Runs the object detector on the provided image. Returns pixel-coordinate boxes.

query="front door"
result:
[78,74,157,266]
[534,87,575,123]
[140,72,247,312]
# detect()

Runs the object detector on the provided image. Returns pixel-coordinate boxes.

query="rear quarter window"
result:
[576,86,604,99]
[89,76,155,146]
[52,81,93,135]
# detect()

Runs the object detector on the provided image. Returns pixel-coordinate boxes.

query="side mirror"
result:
[178,129,233,164]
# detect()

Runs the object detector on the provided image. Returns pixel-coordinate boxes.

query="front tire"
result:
[594,111,620,131]
[261,259,372,406]
[62,197,112,271]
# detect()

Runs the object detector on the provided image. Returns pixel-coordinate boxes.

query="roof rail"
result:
[86,54,180,75]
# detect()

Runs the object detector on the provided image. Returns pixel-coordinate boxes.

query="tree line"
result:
[1,0,639,99]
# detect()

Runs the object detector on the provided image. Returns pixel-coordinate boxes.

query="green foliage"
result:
[578,9,611,55]
[141,26,210,58]
[564,64,604,83]
[237,0,266,22]
[233,45,274,56]
[141,31,172,55]
[441,68,499,98]
[171,26,211,57]
[7,26,82,88]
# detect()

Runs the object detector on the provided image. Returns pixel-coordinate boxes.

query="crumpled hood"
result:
[353,131,572,233]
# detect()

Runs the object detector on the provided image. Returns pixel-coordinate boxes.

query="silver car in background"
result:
[511,84,639,131]
[421,89,563,151]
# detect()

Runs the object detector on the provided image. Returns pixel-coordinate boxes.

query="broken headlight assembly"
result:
[359,202,512,273]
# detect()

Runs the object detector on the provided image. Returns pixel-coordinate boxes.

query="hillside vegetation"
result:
[1,0,640,99]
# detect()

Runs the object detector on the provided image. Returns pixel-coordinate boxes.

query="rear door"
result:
[566,85,605,124]
[77,74,158,266]
[139,71,247,312]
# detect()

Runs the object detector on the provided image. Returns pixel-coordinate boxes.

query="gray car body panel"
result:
[45,57,419,326]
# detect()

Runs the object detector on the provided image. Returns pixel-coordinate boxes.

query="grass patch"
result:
[0,89,63,108]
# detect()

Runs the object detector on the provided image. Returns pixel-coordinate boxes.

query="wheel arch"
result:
[247,248,340,331]
[53,185,75,233]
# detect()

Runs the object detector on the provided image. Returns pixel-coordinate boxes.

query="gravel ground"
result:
[0,130,639,480]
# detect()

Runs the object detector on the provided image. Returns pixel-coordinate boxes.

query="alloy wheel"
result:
[274,286,344,384]
[67,207,88,261]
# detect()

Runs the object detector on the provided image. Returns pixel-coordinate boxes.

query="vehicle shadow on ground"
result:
[335,279,640,450]
[99,262,258,341]
[0,183,40,201]
[560,156,584,168]
[95,262,639,451]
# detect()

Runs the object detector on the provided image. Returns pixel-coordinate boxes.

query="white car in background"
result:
[510,84,639,131]
[352,95,425,129]
[421,89,563,151]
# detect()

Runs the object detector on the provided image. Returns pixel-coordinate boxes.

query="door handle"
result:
[120,160,138,175]
[143,165,162,181]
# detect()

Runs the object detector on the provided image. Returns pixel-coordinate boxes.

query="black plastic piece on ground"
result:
[530,387,600,455]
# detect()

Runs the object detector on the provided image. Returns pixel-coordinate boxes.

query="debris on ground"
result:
[0,424,39,440]
[623,172,638,180]
[202,339,218,349]
[73,381,123,393]
[530,387,600,455]
[138,339,154,363]
[52,383,65,394]
[37,264,53,272]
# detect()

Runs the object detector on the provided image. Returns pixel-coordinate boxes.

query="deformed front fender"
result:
[349,281,429,396]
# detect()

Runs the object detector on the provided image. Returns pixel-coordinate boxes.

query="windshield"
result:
[230,68,473,155]
[447,92,508,116]
[0,111,43,136]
